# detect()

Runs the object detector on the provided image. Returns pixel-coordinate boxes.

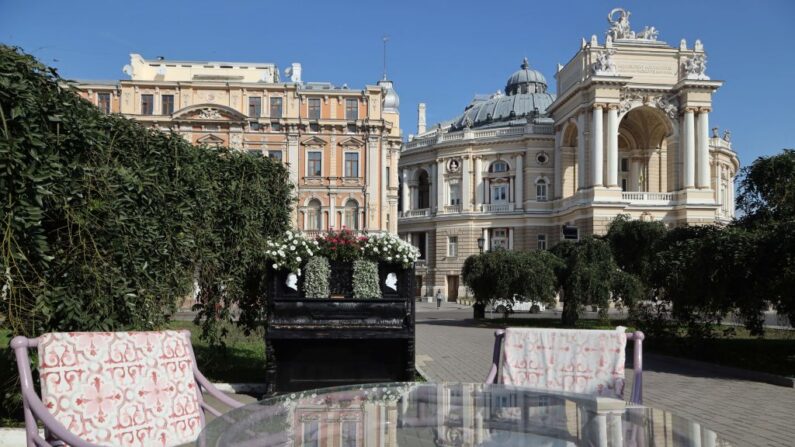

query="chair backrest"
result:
[37,331,203,447]
[485,327,645,404]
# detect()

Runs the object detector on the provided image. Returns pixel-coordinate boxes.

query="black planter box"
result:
[265,261,415,394]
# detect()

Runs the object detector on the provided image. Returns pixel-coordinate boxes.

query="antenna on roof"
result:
[382,35,389,80]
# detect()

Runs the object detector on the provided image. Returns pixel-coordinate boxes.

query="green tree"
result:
[551,237,640,326]
[461,249,560,318]
[605,214,667,286]
[736,148,795,226]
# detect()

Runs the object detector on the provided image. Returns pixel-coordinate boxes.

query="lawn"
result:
[478,317,795,377]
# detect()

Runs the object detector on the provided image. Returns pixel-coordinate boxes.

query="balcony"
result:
[480,203,515,213]
[401,208,431,218]
[621,192,674,204]
[441,204,462,214]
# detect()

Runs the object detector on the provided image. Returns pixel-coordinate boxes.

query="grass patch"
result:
[478,318,795,377]
[166,321,266,383]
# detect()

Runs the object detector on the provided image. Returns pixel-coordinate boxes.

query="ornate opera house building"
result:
[399,9,739,301]
[74,54,402,234]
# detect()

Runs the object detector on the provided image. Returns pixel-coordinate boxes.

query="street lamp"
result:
[477,237,485,254]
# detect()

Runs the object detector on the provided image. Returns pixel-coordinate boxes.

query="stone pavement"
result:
[416,320,795,447]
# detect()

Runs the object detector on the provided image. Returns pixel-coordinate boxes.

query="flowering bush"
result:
[352,260,381,299]
[316,228,365,262]
[265,230,319,273]
[362,233,421,268]
[303,256,330,298]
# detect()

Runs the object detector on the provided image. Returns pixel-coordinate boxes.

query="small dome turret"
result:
[505,58,548,95]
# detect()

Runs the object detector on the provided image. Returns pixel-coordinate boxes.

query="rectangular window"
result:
[308,98,321,120]
[97,92,111,114]
[491,229,508,250]
[347,123,357,133]
[161,94,174,115]
[621,158,629,172]
[491,184,507,203]
[621,178,628,191]
[344,152,359,177]
[247,149,263,157]
[248,96,261,117]
[141,94,154,115]
[345,98,358,121]
[303,421,319,447]
[536,182,548,201]
[341,421,358,447]
[448,236,458,257]
[562,225,579,241]
[537,234,547,250]
[449,184,461,205]
[269,151,283,162]
[308,151,322,177]
[270,97,283,118]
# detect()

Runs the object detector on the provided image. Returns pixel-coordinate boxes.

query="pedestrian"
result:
[435,289,443,309]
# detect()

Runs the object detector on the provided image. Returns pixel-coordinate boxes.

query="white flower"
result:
[308,250,313,256]
[272,263,278,269]
[296,256,302,262]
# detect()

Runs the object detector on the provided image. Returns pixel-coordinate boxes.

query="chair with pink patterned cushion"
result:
[485,327,645,404]
[11,330,245,447]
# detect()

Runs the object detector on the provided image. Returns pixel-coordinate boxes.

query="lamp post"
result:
[477,237,485,254]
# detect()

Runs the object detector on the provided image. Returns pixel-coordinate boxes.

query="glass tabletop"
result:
[199,382,731,447]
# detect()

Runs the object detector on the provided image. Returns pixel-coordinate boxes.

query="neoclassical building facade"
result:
[399,9,739,301]
[75,54,402,234]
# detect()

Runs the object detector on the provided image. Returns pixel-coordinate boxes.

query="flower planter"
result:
[265,262,415,394]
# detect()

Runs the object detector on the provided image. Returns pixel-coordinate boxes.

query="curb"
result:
[645,353,795,388]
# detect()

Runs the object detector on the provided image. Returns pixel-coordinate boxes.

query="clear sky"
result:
[2,0,794,165]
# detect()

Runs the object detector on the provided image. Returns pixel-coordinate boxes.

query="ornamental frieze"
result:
[619,89,680,119]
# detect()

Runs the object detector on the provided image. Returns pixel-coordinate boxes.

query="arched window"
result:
[307,199,322,230]
[489,161,509,173]
[344,199,359,229]
[536,179,548,202]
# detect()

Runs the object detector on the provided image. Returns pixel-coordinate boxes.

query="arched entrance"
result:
[617,106,677,193]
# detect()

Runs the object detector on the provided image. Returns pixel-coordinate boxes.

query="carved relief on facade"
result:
[682,54,710,80]
[619,89,680,119]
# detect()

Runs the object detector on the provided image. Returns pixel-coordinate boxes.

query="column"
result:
[484,178,490,204]
[436,159,445,209]
[606,105,619,187]
[474,157,483,208]
[591,105,604,187]
[716,162,722,207]
[366,137,378,220]
[554,130,563,198]
[514,154,523,208]
[630,158,640,191]
[329,194,336,229]
[577,112,586,190]
[482,228,489,252]
[683,108,695,188]
[462,156,471,211]
[401,169,410,212]
[508,228,514,250]
[430,163,438,211]
[287,134,299,184]
[696,109,710,189]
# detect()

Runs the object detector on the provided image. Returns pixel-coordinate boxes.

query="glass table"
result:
[199,382,731,446]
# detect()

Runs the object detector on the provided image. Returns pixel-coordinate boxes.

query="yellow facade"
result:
[75,54,401,234]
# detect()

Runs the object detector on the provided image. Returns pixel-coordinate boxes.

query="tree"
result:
[551,237,640,326]
[736,149,795,226]
[461,249,560,318]
[605,214,667,286]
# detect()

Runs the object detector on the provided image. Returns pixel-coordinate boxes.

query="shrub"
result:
[352,260,381,299]
[0,46,293,417]
[303,257,330,298]
[362,233,420,268]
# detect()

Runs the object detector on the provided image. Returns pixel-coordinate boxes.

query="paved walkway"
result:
[416,320,795,447]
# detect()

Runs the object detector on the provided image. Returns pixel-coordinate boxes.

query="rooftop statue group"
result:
[606,8,659,41]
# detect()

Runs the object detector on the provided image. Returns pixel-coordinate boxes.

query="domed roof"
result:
[505,58,547,95]
[378,79,399,114]
[448,58,554,130]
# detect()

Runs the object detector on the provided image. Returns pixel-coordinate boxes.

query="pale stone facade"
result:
[399,10,739,302]
[75,54,401,234]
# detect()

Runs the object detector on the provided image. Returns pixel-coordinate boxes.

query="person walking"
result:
[435,289,443,309]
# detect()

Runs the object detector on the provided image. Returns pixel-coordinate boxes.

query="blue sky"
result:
[2,0,793,165]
